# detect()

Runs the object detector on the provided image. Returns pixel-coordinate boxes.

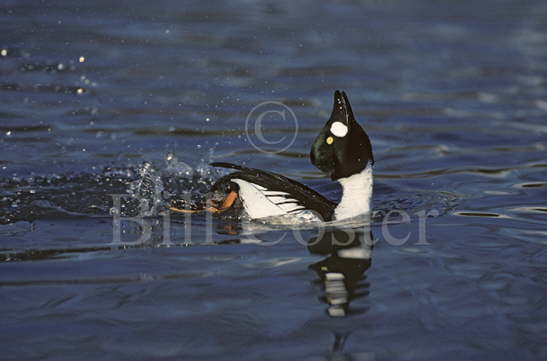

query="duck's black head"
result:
[310,90,374,180]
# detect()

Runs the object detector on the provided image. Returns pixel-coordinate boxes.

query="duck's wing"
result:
[210,162,336,221]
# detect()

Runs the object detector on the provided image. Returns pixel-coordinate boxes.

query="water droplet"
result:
[57,63,65,71]
[79,56,85,63]
[6,131,11,136]
[205,117,210,122]
[0,49,7,57]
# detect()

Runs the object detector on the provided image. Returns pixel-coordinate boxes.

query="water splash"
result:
[0,155,223,224]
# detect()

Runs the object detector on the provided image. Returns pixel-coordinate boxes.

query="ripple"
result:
[19,62,76,73]
[0,246,111,262]
[510,206,547,214]
[0,125,51,132]
[0,82,88,95]
[515,182,546,188]
[378,166,514,179]
[132,127,318,137]
[228,148,308,159]
[499,228,547,245]
[279,65,351,77]
[0,272,193,286]
[3,137,53,143]
[454,211,507,218]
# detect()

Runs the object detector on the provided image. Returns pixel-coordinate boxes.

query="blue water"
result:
[1,0,547,360]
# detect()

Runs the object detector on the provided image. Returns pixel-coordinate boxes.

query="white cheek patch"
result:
[330,121,348,138]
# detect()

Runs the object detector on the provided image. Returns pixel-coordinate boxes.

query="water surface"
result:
[1,0,547,360]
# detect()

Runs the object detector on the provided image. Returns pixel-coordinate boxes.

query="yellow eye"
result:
[326,136,334,145]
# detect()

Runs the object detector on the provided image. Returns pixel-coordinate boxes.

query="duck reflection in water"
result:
[307,227,373,317]
[216,220,374,318]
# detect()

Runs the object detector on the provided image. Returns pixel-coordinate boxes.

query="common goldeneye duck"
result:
[170,90,374,222]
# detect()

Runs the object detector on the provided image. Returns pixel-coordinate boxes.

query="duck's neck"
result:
[334,164,373,220]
